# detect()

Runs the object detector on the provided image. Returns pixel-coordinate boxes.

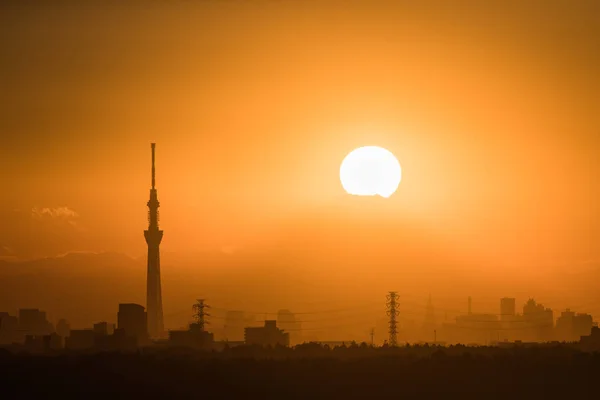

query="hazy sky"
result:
[1,0,599,278]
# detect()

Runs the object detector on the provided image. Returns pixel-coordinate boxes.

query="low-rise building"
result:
[168,323,214,350]
[244,320,289,347]
[117,303,148,346]
[95,328,137,351]
[580,326,600,352]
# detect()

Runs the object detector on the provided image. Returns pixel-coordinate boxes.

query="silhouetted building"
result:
[95,328,138,351]
[500,298,516,320]
[439,297,500,345]
[144,143,165,338]
[93,322,114,336]
[580,326,600,352]
[118,303,148,345]
[572,313,593,338]
[65,330,96,350]
[24,335,42,351]
[45,333,62,350]
[18,309,53,337]
[277,309,301,346]
[0,313,19,344]
[497,297,520,341]
[25,333,62,352]
[447,313,500,345]
[556,309,593,342]
[522,299,553,341]
[245,320,289,347]
[168,323,214,350]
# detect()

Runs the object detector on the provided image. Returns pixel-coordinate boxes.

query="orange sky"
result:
[1,0,599,281]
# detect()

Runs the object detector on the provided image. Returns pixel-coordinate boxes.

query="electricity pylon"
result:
[192,299,210,331]
[386,291,400,347]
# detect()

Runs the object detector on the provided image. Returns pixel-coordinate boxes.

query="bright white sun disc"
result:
[340,146,402,198]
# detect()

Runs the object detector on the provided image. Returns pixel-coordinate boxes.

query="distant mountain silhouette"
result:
[0,250,334,329]
[0,252,145,327]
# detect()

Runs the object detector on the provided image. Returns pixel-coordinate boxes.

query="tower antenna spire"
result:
[151,143,156,189]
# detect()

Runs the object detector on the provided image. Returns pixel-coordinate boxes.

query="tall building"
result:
[522,298,554,341]
[144,143,164,338]
[117,303,148,344]
[500,298,516,321]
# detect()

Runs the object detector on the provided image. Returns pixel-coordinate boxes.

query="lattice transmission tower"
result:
[192,299,211,331]
[386,291,400,346]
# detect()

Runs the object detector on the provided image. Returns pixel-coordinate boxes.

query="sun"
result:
[340,146,402,198]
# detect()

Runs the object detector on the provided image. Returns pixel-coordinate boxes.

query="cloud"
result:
[0,208,88,260]
[56,250,100,258]
[30,206,86,233]
[31,206,79,220]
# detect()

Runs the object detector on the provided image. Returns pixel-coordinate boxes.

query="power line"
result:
[207,302,382,316]
[162,296,599,337]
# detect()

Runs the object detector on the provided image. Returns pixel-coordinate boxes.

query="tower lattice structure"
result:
[386,291,400,347]
[192,299,211,331]
[144,143,164,338]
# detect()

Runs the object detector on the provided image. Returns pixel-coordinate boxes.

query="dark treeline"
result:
[1,344,599,398]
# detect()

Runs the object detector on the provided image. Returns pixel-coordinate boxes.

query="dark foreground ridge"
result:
[1,344,599,399]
